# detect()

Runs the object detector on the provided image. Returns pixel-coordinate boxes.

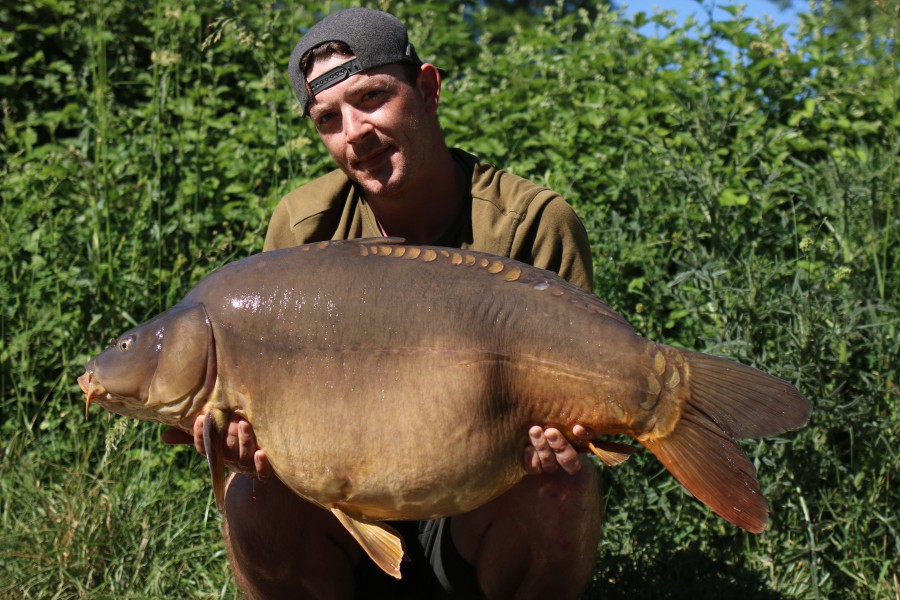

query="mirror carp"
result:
[78,238,811,579]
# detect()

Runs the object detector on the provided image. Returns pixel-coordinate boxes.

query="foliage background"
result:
[1,0,897,598]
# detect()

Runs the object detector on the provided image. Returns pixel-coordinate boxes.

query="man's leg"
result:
[223,473,363,600]
[451,457,602,600]
[223,461,601,599]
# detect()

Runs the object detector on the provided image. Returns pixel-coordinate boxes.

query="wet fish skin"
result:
[78,238,811,579]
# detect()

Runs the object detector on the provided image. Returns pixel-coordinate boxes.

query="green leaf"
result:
[717,189,750,206]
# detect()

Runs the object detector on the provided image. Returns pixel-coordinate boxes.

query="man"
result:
[165,8,602,599]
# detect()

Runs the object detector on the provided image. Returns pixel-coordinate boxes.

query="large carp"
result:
[78,238,810,579]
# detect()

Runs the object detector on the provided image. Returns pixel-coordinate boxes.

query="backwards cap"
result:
[289,8,424,116]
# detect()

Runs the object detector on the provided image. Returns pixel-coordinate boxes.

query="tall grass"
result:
[2,1,897,598]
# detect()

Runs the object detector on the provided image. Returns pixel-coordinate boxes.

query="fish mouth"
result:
[77,370,106,418]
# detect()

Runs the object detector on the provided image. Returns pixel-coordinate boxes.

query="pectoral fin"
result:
[588,440,637,467]
[330,507,405,580]
[203,408,229,511]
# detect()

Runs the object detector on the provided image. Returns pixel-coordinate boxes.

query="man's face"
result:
[306,55,437,199]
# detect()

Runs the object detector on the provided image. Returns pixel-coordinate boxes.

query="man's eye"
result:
[316,113,337,127]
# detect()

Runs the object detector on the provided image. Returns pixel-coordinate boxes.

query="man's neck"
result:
[366,147,465,246]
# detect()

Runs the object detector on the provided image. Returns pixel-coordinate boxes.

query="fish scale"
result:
[78,238,810,580]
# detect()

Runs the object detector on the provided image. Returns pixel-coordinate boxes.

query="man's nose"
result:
[344,107,372,143]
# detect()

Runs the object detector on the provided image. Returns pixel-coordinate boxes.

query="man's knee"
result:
[224,474,361,599]
[451,458,602,599]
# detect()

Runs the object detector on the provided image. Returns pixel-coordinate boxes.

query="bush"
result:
[2,1,897,597]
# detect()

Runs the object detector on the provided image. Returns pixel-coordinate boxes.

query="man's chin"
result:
[353,171,405,199]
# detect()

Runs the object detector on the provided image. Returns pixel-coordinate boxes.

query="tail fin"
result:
[641,350,810,533]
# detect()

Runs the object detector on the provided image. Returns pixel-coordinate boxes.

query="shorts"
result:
[354,517,483,599]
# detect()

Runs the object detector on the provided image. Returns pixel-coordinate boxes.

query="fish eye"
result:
[117,336,134,352]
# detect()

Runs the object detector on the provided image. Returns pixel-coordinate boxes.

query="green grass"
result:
[2,423,235,599]
[2,1,897,598]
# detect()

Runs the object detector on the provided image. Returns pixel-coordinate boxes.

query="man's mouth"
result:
[353,145,392,170]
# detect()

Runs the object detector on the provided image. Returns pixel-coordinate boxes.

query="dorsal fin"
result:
[343,236,406,247]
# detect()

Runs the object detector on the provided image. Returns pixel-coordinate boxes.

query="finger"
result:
[572,424,600,441]
[522,445,541,475]
[193,413,206,456]
[544,429,582,475]
[529,426,559,473]
[161,428,193,446]
[238,420,255,465]
[254,449,273,480]
[225,417,242,453]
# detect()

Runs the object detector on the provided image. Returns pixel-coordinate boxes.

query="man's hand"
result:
[161,414,273,480]
[165,416,595,479]
[524,425,598,475]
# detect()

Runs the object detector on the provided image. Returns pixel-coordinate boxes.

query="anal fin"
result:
[331,507,405,580]
[588,440,637,467]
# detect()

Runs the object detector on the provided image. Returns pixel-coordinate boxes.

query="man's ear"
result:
[416,63,441,115]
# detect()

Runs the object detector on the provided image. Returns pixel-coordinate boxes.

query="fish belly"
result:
[244,347,527,520]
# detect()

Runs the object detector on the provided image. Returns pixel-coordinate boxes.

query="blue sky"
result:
[619,0,804,43]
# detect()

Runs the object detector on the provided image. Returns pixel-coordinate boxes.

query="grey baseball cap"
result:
[289,8,430,116]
